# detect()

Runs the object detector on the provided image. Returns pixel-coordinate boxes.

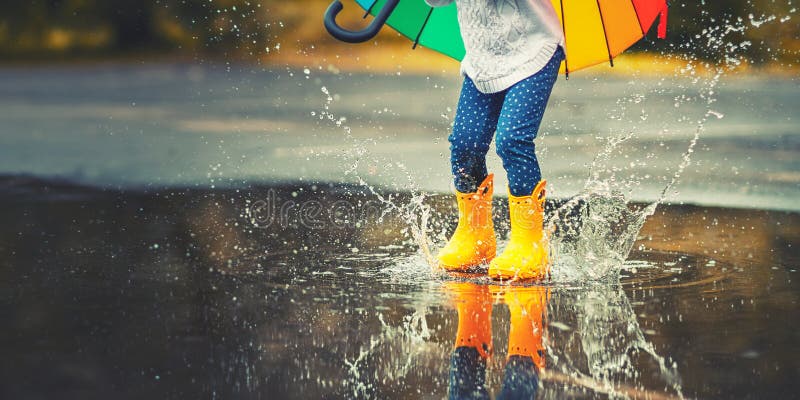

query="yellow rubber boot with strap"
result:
[437,174,496,271]
[489,180,549,281]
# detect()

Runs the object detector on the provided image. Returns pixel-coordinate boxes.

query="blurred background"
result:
[1,0,798,67]
[1,0,797,211]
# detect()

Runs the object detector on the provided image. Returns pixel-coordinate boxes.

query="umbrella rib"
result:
[559,0,569,79]
[629,0,646,35]
[363,0,378,18]
[413,7,435,49]
[595,0,614,67]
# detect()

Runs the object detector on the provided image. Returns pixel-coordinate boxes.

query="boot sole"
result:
[439,253,496,272]
[488,266,548,282]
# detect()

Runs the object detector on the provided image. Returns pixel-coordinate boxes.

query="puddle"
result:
[0,3,797,399]
[1,179,797,399]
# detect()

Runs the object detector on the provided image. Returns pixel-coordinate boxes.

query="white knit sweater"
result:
[425,0,564,93]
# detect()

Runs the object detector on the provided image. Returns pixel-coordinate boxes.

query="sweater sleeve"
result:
[425,0,454,7]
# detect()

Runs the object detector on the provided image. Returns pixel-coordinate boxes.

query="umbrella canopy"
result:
[325,0,668,76]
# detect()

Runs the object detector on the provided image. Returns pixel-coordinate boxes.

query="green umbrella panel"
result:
[352,0,466,60]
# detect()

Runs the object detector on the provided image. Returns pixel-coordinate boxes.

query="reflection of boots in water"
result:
[494,286,549,400]
[446,282,492,400]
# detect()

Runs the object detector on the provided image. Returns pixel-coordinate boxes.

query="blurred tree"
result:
[639,0,799,66]
[105,1,159,50]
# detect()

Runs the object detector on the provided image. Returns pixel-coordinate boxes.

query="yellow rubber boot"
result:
[437,174,496,271]
[489,180,549,281]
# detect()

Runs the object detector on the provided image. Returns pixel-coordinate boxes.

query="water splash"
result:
[542,285,683,399]
[341,305,444,398]
[316,85,437,267]
[545,9,756,283]
[525,14,775,398]
[550,192,656,282]
[306,9,788,398]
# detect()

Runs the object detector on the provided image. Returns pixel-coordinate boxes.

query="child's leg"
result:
[494,48,563,196]
[450,76,504,193]
[438,77,502,269]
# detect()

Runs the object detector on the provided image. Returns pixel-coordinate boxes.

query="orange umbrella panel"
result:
[552,0,668,75]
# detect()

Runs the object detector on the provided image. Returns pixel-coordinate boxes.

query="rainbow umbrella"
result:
[324,0,668,76]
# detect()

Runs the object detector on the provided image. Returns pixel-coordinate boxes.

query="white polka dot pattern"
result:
[449,47,564,196]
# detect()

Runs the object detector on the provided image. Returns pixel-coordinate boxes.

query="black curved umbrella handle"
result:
[324,0,400,43]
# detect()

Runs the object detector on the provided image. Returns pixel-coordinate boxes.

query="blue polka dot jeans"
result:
[449,46,564,197]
